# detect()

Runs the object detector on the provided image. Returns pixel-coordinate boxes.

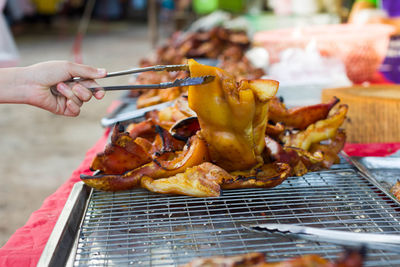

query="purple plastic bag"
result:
[380,35,400,83]
[379,1,400,83]
[382,0,400,17]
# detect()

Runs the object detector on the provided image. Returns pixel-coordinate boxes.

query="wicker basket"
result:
[322,85,400,143]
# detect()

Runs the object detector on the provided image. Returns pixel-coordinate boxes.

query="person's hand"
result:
[23,61,107,116]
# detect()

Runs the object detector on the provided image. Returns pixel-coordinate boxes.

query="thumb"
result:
[66,62,107,79]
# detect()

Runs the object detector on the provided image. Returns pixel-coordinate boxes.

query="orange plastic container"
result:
[253,24,395,83]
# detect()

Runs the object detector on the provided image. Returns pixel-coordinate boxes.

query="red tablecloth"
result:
[0,129,110,267]
[0,131,399,266]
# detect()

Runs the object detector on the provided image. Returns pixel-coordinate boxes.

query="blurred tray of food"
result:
[101,100,174,128]
[121,27,264,106]
[102,26,267,125]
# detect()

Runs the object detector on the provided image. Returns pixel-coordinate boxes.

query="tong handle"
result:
[247,224,400,253]
[87,83,179,92]
[250,224,400,245]
[50,64,190,96]
[65,64,189,83]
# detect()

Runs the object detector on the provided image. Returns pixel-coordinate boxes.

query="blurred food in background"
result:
[131,26,266,108]
[113,0,397,110]
[254,23,394,84]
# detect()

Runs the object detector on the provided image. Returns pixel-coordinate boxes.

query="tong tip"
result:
[162,64,190,72]
[244,223,292,234]
[202,75,215,84]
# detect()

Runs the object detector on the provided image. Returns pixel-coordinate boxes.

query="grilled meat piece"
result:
[181,252,265,267]
[282,105,348,151]
[181,247,364,267]
[141,162,229,197]
[90,124,152,175]
[269,97,340,130]
[81,135,209,191]
[188,59,278,171]
[223,163,290,189]
[390,181,400,201]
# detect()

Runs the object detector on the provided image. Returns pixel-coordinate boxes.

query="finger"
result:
[79,80,105,100]
[66,62,107,80]
[65,99,80,117]
[72,83,92,102]
[94,89,105,100]
[57,83,83,107]
[79,79,100,88]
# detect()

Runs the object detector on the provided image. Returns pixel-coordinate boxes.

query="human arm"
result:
[0,60,107,116]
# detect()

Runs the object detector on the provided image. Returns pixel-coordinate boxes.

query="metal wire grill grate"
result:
[74,161,400,266]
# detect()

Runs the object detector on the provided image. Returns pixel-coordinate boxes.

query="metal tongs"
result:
[245,223,400,253]
[50,64,215,96]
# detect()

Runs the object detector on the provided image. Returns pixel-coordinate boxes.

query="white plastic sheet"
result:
[265,41,351,107]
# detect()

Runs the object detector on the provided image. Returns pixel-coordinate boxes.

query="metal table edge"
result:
[37,181,92,267]
[347,154,400,207]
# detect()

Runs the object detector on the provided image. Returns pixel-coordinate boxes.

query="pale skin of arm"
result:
[0,60,107,116]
